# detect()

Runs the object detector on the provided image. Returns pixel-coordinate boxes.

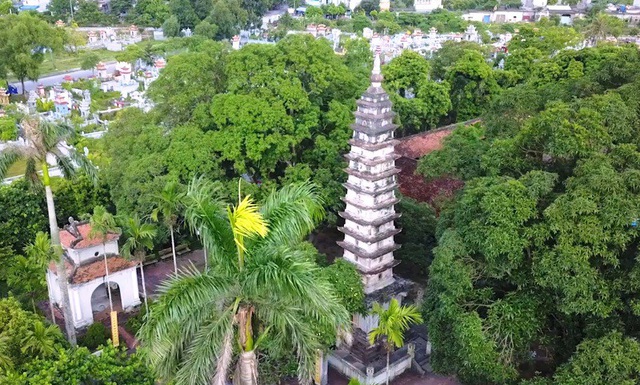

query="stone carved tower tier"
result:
[338,49,401,296]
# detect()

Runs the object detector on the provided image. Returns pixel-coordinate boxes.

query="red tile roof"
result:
[394,120,480,205]
[49,256,137,284]
[59,222,120,249]
[395,119,481,160]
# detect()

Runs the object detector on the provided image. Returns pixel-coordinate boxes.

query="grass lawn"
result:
[7,49,117,82]
[6,158,27,178]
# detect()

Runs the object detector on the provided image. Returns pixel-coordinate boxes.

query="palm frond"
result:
[89,205,120,241]
[175,308,235,385]
[53,150,76,180]
[41,121,74,152]
[183,176,237,272]
[0,145,28,179]
[227,194,268,256]
[138,267,234,382]
[368,299,423,348]
[24,157,41,186]
[152,180,185,225]
[260,182,325,248]
[68,149,98,184]
[24,231,54,266]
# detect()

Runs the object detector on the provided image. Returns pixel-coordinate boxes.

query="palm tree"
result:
[120,214,157,313]
[89,205,120,314]
[368,298,423,385]
[139,178,351,385]
[151,181,184,276]
[0,117,97,346]
[20,321,60,359]
[23,232,55,317]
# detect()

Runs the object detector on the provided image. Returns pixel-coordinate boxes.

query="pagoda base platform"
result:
[328,276,419,384]
[328,344,414,385]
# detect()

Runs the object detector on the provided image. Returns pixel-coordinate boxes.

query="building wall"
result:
[48,265,140,328]
[67,240,119,266]
[328,351,413,384]
[71,266,141,328]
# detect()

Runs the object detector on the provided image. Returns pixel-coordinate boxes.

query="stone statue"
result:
[67,216,81,238]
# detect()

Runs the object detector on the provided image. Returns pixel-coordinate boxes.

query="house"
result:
[47,219,140,329]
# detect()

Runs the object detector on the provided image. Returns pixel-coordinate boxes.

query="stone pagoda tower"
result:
[331,49,414,381]
[338,49,400,297]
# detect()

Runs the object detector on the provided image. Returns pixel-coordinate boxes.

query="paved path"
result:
[10,62,116,94]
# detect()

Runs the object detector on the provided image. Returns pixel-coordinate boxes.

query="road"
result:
[10,62,116,94]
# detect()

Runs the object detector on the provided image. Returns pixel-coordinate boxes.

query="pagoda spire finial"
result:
[371,46,383,88]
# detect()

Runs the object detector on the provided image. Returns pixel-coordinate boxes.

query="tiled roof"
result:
[394,120,481,205]
[49,255,137,284]
[397,158,463,207]
[395,119,481,160]
[59,222,119,249]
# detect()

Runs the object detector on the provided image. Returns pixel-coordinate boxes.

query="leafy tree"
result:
[305,6,323,17]
[0,181,47,254]
[320,259,366,314]
[0,0,13,14]
[0,119,97,346]
[0,117,17,141]
[430,40,488,81]
[132,0,171,27]
[169,0,198,28]
[0,297,65,372]
[395,197,437,277]
[194,20,219,39]
[207,0,248,39]
[139,179,350,385]
[421,45,640,385]
[445,50,500,121]
[148,41,228,124]
[110,0,133,16]
[552,332,640,385]
[161,15,181,37]
[368,298,422,385]
[352,13,372,32]
[7,233,53,314]
[75,0,114,26]
[0,14,62,93]
[47,0,77,21]
[78,322,108,351]
[383,51,451,134]
[79,52,100,72]
[5,344,154,384]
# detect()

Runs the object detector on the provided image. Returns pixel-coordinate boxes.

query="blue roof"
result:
[19,5,40,10]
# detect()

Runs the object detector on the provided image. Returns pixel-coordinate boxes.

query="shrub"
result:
[79,322,109,351]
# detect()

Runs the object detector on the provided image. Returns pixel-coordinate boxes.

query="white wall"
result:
[49,265,140,328]
[68,240,119,265]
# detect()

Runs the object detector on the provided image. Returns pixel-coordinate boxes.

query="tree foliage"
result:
[421,44,640,385]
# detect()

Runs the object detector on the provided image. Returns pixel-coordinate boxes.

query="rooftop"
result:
[59,222,120,249]
[49,255,137,284]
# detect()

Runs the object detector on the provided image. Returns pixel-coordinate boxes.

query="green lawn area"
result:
[5,158,27,178]
[7,49,116,82]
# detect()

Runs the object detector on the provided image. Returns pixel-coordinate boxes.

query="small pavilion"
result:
[47,218,140,329]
